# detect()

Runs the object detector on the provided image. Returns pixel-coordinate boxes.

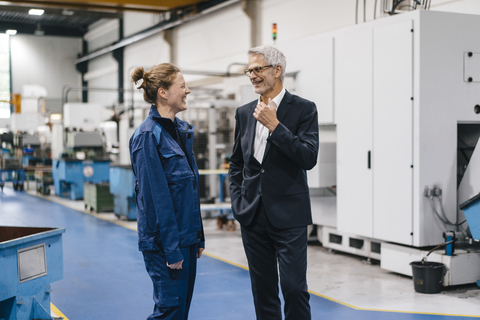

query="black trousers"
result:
[241,202,311,320]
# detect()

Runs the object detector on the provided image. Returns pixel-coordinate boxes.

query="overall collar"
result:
[149,104,190,131]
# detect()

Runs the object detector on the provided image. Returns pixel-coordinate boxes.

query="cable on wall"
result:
[388,0,431,15]
[427,193,467,227]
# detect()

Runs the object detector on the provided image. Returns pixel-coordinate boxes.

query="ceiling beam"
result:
[0,5,121,19]
[0,21,84,36]
[0,0,207,13]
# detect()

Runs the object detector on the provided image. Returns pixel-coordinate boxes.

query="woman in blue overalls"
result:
[129,63,205,320]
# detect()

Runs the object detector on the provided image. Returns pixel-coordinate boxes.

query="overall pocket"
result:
[143,250,180,308]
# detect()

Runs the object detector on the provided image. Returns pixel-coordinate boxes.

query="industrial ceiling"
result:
[0,0,212,37]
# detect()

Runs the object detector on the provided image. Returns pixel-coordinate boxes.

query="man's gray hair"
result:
[248,45,286,83]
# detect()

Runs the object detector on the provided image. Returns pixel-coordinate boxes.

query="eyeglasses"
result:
[244,65,273,77]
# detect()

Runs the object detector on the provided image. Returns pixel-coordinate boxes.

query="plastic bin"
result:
[410,261,445,294]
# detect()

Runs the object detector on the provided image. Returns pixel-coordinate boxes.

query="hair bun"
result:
[131,67,145,85]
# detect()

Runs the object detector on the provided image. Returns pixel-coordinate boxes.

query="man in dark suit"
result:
[229,45,319,320]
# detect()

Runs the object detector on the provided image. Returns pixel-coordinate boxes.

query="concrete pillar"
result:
[163,29,176,64]
[242,0,262,48]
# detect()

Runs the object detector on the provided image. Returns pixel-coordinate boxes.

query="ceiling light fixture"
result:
[28,9,45,16]
[6,30,17,35]
[50,114,62,121]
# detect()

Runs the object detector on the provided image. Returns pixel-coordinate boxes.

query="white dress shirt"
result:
[253,88,286,163]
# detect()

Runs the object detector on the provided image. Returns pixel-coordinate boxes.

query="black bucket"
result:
[410,261,445,294]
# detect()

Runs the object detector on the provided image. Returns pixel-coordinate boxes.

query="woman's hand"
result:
[197,247,204,258]
[167,260,183,269]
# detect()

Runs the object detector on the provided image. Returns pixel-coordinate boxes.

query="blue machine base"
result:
[53,159,111,200]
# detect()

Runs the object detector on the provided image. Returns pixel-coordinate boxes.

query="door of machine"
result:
[372,20,414,245]
[336,27,374,238]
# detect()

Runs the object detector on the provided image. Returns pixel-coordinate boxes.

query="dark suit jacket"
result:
[229,90,319,229]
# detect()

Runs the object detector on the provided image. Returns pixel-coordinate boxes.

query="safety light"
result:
[6,30,17,35]
[272,23,277,41]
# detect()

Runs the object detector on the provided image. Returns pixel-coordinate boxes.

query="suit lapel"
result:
[262,90,292,162]
[275,90,292,124]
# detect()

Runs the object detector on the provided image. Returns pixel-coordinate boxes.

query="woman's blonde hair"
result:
[131,63,180,104]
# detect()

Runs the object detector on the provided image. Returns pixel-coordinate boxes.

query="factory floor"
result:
[2,182,480,319]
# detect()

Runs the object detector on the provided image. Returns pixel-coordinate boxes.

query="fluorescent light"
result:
[29,9,44,16]
[50,113,62,121]
[6,30,17,35]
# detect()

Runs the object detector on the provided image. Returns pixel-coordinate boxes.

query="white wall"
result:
[175,2,250,73]
[124,33,171,107]
[261,0,357,45]
[124,12,159,37]
[85,18,119,52]
[86,54,118,107]
[10,34,82,106]
[85,16,172,108]
[431,0,480,13]
[0,118,9,129]
[83,19,120,108]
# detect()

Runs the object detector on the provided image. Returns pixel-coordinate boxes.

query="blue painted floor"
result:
[1,188,479,319]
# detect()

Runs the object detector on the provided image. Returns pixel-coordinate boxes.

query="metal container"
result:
[109,165,136,220]
[34,168,53,195]
[84,181,114,213]
[0,226,65,320]
[1,158,21,170]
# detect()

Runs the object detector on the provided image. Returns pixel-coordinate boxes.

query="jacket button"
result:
[260,169,265,173]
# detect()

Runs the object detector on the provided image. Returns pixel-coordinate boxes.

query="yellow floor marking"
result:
[26,189,480,318]
[51,303,69,320]
[203,251,249,271]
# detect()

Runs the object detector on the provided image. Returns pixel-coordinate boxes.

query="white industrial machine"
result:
[63,102,107,130]
[310,10,480,286]
[55,102,113,159]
